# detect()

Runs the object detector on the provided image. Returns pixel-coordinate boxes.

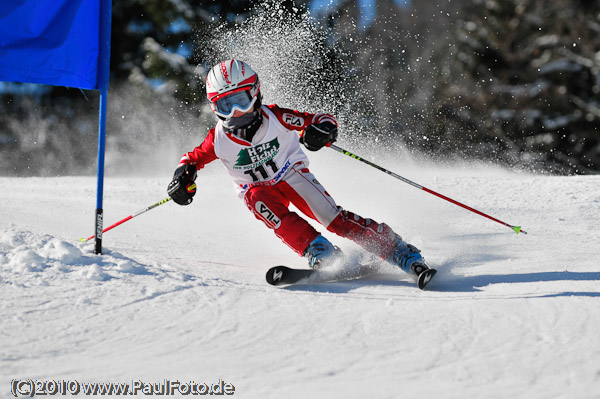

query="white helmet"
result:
[206,59,261,118]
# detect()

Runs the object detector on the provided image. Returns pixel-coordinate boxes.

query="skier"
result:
[167,59,435,288]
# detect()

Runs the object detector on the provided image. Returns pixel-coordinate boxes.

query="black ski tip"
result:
[417,268,437,290]
[266,266,314,286]
[266,266,291,285]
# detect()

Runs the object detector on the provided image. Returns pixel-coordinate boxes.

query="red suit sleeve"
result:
[265,104,337,131]
[178,128,218,170]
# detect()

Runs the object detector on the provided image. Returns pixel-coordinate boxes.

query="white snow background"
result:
[2,153,599,398]
[2,4,600,398]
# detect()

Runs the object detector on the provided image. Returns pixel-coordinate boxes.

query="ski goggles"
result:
[211,88,257,118]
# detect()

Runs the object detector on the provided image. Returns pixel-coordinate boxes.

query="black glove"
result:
[167,164,197,205]
[299,122,338,151]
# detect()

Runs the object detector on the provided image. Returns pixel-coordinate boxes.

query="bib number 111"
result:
[244,159,278,182]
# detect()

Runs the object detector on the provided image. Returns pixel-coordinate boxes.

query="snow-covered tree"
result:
[437,0,600,173]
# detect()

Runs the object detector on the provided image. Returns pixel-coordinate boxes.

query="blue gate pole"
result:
[94,88,108,254]
[94,0,112,255]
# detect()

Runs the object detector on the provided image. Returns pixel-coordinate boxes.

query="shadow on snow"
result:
[282,270,600,298]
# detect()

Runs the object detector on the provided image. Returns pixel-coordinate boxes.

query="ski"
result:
[266,262,377,286]
[266,264,437,290]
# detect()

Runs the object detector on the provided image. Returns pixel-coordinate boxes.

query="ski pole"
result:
[80,195,176,242]
[329,144,527,235]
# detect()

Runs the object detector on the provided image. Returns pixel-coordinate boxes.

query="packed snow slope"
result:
[1,149,599,399]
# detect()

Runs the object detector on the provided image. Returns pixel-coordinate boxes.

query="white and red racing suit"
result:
[178,104,398,258]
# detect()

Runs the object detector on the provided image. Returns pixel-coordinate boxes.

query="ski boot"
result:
[387,237,437,290]
[304,235,342,270]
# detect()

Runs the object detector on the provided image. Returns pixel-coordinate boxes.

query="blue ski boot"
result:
[304,235,342,269]
[387,237,437,290]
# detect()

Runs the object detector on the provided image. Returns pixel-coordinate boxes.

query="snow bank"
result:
[0,227,151,282]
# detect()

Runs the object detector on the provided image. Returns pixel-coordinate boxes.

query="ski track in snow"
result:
[1,156,600,398]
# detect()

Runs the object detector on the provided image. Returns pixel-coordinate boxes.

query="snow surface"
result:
[1,151,600,398]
